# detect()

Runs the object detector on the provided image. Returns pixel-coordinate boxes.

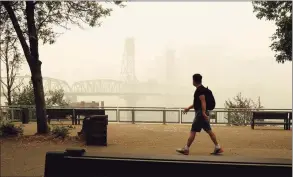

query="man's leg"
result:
[186,131,196,148]
[176,119,201,155]
[206,130,219,146]
[203,121,223,154]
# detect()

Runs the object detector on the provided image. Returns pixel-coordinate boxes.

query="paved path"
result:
[1,123,292,176]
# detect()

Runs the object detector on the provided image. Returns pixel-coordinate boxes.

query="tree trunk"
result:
[2,1,48,133]
[31,61,48,133]
[26,2,48,134]
[7,90,12,105]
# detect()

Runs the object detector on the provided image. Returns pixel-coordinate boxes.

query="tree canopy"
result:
[0,19,24,105]
[1,1,124,133]
[252,1,292,63]
[1,1,123,45]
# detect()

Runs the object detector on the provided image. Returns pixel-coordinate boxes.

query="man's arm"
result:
[183,104,193,114]
[187,104,193,110]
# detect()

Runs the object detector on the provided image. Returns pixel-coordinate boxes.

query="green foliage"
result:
[252,1,292,63]
[46,89,69,107]
[51,125,70,139]
[47,124,51,132]
[11,82,69,106]
[225,93,263,126]
[0,121,23,137]
[11,83,35,105]
[0,14,24,105]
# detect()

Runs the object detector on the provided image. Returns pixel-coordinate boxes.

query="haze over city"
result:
[11,2,292,109]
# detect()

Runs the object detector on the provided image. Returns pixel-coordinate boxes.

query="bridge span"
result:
[0,76,192,99]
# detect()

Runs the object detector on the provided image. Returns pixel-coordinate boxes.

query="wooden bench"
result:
[47,108,74,124]
[251,111,289,130]
[74,109,105,125]
[46,108,106,125]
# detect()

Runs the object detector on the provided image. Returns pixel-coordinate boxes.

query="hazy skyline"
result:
[2,2,292,108]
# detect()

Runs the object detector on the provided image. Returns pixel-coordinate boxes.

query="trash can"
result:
[83,115,108,146]
[21,108,29,124]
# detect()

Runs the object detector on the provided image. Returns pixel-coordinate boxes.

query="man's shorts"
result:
[191,110,212,132]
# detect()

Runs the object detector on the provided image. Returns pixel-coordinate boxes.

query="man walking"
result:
[176,74,223,155]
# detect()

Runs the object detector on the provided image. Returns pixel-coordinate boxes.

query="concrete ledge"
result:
[65,151,291,166]
[44,149,292,177]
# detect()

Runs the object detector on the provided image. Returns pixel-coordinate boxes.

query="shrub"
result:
[51,125,70,139]
[67,125,76,129]
[0,122,23,137]
[47,124,51,132]
[224,93,263,126]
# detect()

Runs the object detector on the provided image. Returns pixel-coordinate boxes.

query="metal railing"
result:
[0,106,291,125]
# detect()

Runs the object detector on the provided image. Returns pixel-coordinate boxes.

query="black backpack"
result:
[205,87,216,110]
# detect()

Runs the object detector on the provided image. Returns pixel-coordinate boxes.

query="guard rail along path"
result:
[1,106,291,128]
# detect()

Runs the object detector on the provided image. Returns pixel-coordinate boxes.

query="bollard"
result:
[21,108,29,124]
[83,115,108,146]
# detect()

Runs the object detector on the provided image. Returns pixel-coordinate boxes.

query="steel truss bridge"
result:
[1,76,191,99]
[1,38,191,104]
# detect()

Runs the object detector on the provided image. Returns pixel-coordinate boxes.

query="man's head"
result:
[192,73,202,87]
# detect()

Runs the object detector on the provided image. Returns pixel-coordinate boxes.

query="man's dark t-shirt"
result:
[193,85,206,110]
